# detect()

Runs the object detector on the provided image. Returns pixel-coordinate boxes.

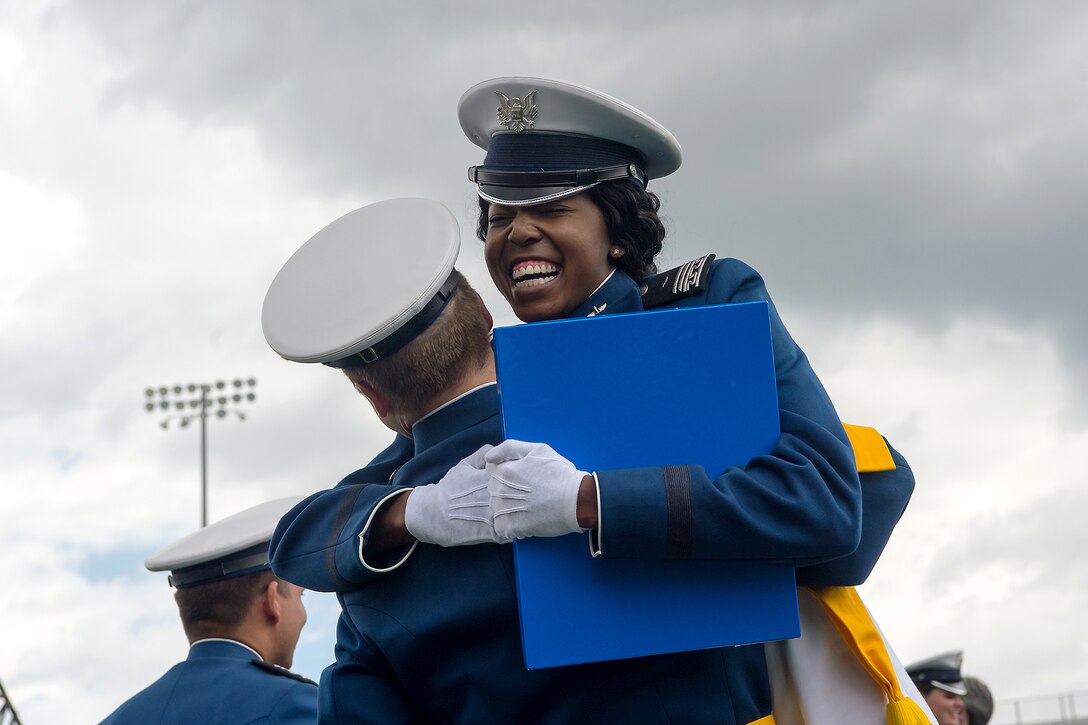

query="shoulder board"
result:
[251,659,318,686]
[842,423,896,473]
[640,254,716,309]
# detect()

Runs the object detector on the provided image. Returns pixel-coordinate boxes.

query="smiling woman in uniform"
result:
[455,75,907,554]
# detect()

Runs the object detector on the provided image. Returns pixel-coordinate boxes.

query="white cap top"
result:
[262,198,460,365]
[145,497,304,586]
[459,76,682,206]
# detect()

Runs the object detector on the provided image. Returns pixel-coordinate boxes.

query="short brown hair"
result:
[342,272,491,420]
[175,569,285,640]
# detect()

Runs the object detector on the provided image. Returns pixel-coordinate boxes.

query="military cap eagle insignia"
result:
[496,91,538,132]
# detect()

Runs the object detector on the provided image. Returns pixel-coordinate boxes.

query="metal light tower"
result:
[144,378,257,527]
[0,676,23,725]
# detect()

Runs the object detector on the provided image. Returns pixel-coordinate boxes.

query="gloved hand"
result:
[404,445,504,546]
[485,440,588,541]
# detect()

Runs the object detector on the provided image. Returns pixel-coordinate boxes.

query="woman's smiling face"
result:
[483,193,615,322]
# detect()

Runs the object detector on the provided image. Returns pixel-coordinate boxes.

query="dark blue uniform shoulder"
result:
[250,659,318,686]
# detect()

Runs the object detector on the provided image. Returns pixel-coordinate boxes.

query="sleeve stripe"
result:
[326,485,366,589]
[663,465,694,559]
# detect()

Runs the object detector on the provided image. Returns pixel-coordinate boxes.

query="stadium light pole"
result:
[144,378,257,527]
[0,675,23,725]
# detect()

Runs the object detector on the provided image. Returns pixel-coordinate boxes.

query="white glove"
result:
[404,445,503,546]
[485,440,588,541]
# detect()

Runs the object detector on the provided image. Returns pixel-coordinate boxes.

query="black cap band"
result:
[168,543,272,589]
[468,163,646,189]
[325,272,460,369]
[910,668,962,684]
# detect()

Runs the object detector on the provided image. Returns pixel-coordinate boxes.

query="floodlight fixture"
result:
[143,377,259,527]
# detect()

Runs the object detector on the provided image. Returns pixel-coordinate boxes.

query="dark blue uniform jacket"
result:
[99,639,318,725]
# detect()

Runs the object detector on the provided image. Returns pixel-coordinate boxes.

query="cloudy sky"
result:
[1,1,1086,722]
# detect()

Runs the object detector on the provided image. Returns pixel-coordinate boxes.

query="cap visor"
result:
[477,182,596,207]
[932,681,968,696]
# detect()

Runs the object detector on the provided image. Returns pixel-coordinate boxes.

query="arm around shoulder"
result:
[270,482,416,592]
[796,434,915,586]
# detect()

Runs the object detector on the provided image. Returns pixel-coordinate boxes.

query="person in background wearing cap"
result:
[963,676,994,725]
[906,651,969,725]
[100,498,317,725]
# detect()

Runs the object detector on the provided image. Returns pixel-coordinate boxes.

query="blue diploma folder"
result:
[492,301,800,669]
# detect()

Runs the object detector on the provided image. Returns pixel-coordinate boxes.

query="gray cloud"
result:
[56,1,1088,392]
[937,482,1088,592]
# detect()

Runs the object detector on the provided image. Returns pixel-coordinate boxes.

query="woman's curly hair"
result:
[476,181,666,280]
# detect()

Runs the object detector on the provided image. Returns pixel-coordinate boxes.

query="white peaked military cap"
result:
[459,76,682,206]
[262,198,461,368]
[145,496,304,589]
[905,651,968,696]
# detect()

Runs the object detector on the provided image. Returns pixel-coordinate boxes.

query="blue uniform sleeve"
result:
[270,435,416,592]
[796,439,914,585]
[318,612,423,725]
[594,259,864,567]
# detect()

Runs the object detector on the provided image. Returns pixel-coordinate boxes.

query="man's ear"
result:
[260,580,282,625]
[350,378,391,418]
[467,288,494,330]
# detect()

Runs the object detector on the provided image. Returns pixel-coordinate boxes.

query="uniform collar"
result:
[411,383,498,455]
[568,268,644,318]
[188,638,262,661]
